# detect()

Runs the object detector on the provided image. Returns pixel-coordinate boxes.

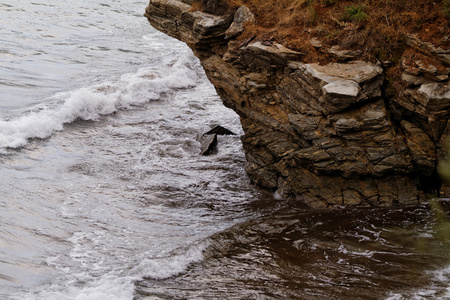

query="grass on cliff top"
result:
[214,0,449,63]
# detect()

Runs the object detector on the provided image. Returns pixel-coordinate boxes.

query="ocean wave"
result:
[136,241,209,280]
[0,54,201,153]
[15,275,136,300]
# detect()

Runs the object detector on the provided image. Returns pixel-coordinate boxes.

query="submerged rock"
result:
[204,125,235,135]
[199,133,217,156]
[198,125,235,155]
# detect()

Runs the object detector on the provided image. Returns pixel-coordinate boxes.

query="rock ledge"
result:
[145,0,450,207]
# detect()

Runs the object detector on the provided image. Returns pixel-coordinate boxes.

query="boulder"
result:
[225,6,255,39]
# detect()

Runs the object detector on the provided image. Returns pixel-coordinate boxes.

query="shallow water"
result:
[0,81,260,299]
[134,203,450,299]
[1,1,449,299]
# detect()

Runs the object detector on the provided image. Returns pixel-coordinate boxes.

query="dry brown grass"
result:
[209,0,450,63]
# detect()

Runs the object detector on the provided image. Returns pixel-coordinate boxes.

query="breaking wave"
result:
[0,54,201,153]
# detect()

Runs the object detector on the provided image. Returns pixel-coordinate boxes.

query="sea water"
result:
[1,1,449,299]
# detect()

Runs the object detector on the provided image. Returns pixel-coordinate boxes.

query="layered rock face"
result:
[145,0,450,207]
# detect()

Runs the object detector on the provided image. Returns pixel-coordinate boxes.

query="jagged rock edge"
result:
[145,0,450,208]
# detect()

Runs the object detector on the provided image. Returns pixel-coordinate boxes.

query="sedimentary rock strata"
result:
[145,0,450,207]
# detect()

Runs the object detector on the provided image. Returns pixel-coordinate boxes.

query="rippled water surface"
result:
[0,0,148,110]
[1,1,449,299]
[139,204,450,299]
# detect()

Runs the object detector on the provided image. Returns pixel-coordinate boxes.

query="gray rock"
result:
[309,38,323,48]
[245,41,304,61]
[191,11,233,42]
[437,75,449,81]
[199,134,217,155]
[328,45,362,61]
[321,80,364,113]
[225,6,255,39]
[322,80,360,98]
[204,125,236,135]
[416,82,450,111]
[306,61,383,84]
[401,72,428,86]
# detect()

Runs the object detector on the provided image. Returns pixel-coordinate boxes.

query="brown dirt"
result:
[402,48,449,75]
[215,0,450,63]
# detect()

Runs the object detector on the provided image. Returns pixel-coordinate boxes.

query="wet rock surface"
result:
[204,125,235,135]
[145,0,450,207]
[198,133,217,155]
[198,125,235,155]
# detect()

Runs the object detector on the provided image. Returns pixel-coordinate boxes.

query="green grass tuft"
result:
[444,0,450,18]
[343,4,367,22]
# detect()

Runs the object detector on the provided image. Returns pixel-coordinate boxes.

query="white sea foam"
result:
[16,275,136,300]
[386,265,450,299]
[14,242,209,300]
[136,241,209,280]
[0,54,200,153]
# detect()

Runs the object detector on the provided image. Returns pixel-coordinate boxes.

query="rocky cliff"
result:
[145,0,450,207]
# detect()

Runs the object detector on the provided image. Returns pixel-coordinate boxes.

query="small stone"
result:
[436,74,449,81]
[247,81,267,89]
[225,6,255,39]
[328,45,362,61]
[418,82,450,102]
[322,80,360,98]
[191,11,234,41]
[310,38,323,48]
[307,61,383,83]
[247,41,304,60]
[401,72,427,86]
